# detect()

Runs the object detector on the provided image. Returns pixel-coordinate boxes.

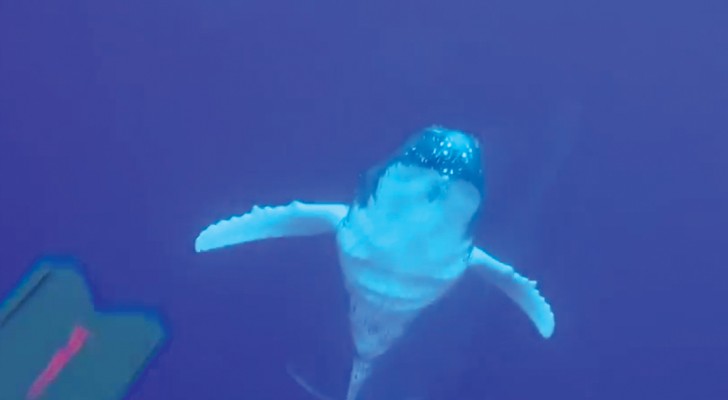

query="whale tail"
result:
[286,362,338,400]
[344,357,372,400]
[287,357,372,400]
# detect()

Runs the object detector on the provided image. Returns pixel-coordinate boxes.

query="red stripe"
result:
[27,325,90,400]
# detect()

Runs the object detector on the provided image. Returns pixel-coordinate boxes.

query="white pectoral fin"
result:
[469,247,555,338]
[195,201,349,252]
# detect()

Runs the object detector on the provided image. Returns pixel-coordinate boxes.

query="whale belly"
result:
[335,205,471,359]
[340,250,462,312]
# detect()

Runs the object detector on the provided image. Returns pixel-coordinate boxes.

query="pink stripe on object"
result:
[27,325,90,400]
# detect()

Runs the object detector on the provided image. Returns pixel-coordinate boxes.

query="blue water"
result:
[1,0,726,399]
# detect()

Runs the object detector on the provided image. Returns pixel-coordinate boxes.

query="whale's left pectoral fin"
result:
[195,201,349,252]
[468,247,555,338]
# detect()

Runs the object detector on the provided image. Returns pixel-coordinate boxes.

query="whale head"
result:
[355,126,485,237]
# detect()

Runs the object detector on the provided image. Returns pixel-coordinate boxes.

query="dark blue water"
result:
[1,0,726,399]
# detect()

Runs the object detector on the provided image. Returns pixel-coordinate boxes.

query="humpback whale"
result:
[194,126,555,400]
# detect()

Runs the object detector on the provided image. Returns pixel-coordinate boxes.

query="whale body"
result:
[195,126,555,399]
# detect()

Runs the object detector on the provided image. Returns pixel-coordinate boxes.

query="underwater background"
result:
[0,0,726,399]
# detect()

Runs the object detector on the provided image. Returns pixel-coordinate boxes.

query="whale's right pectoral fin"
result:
[195,201,349,252]
[468,246,555,338]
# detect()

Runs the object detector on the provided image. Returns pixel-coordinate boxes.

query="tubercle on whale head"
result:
[356,126,485,200]
[351,125,486,236]
[394,125,485,199]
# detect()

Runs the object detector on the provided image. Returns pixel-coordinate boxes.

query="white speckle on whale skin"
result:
[397,126,484,196]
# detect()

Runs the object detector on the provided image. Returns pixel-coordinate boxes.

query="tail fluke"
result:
[286,362,338,400]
